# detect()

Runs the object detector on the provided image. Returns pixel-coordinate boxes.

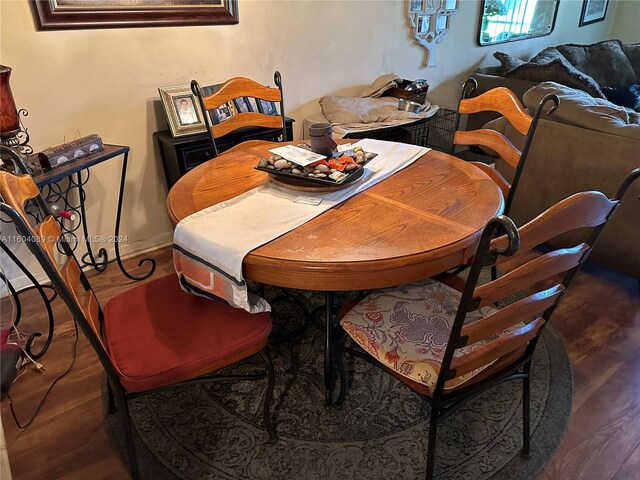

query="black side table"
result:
[155,117,295,187]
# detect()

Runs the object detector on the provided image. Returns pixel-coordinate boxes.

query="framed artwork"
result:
[409,0,423,13]
[210,103,234,124]
[579,0,609,26]
[418,15,429,34]
[436,14,448,31]
[233,97,254,113]
[158,85,207,138]
[30,0,238,31]
[257,99,277,116]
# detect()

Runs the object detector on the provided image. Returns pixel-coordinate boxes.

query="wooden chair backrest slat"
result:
[458,87,532,136]
[60,257,102,343]
[200,77,281,110]
[475,244,588,308]
[468,161,511,200]
[0,173,40,221]
[461,285,564,345]
[34,216,62,266]
[451,317,544,378]
[454,129,522,169]
[491,191,617,253]
[211,112,283,138]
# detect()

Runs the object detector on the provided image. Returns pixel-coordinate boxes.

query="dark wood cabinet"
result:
[154,117,294,187]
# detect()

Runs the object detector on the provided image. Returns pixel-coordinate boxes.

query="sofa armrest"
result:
[494,118,640,278]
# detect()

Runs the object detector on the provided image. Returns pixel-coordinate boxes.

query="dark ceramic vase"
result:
[0,65,20,140]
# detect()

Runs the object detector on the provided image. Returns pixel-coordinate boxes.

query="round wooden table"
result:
[167,140,503,404]
[167,141,503,290]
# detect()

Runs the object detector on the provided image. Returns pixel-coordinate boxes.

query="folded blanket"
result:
[494,47,604,98]
[359,73,402,98]
[320,95,430,124]
[524,82,640,140]
[173,139,430,313]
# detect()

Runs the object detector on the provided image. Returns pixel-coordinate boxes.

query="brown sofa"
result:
[463,76,640,279]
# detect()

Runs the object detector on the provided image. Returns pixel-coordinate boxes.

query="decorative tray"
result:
[254,143,377,189]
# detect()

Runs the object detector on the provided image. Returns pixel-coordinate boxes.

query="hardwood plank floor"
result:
[1,247,638,479]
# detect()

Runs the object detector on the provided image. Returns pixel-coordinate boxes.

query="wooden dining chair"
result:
[0,147,277,480]
[454,77,559,216]
[191,71,287,157]
[336,167,640,480]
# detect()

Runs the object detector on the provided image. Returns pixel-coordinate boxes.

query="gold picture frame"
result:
[31,0,238,31]
[158,85,207,138]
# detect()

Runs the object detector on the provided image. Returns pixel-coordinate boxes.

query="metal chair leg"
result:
[324,291,334,407]
[106,380,117,414]
[521,367,531,459]
[491,264,498,281]
[425,403,440,480]
[115,394,140,480]
[259,348,277,441]
[335,331,347,407]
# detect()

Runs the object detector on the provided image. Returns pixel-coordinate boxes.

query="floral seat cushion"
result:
[340,278,519,392]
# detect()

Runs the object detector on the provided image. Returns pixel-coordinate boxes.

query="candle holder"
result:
[1,65,32,157]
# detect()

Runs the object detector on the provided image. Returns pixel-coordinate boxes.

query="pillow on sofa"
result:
[493,48,604,98]
[557,40,637,89]
[621,43,640,80]
[523,82,640,140]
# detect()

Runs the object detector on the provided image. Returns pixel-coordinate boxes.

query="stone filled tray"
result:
[254,143,377,189]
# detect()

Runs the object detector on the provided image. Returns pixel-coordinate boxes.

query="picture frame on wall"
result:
[257,99,278,115]
[31,0,238,30]
[579,0,609,26]
[409,0,423,13]
[158,85,207,138]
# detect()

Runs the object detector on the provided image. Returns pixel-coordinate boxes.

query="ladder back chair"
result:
[191,71,286,157]
[0,147,277,480]
[337,167,640,480]
[454,77,559,215]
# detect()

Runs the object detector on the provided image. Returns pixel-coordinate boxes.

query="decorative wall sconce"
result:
[408,0,458,67]
[0,65,32,156]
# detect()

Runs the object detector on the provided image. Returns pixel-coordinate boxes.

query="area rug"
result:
[105,290,572,480]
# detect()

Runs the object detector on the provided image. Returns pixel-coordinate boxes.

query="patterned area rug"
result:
[105,289,572,480]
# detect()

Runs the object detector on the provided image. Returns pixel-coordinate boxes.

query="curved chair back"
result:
[434,168,640,397]
[454,78,559,214]
[191,71,286,156]
[0,147,120,393]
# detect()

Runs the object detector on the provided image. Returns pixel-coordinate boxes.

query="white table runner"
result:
[173,139,430,313]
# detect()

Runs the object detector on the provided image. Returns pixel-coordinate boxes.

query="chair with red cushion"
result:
[0,147,277,480]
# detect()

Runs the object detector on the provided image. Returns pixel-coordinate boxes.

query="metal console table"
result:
[31,144,155,280]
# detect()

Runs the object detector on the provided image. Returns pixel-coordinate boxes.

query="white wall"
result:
[0,0,618,288]
[609,0,640,43]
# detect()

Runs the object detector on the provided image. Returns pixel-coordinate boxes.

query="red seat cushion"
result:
[103,274,271,393]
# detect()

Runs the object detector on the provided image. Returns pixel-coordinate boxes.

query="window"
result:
[478,0,559,46]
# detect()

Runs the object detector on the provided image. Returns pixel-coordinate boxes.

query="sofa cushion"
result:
[523,82,640,140]
[557,40,637,89]
[494,48,603,98]
[621,43,640,80]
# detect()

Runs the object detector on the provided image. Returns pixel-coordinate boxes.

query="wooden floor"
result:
[1,246,638,480]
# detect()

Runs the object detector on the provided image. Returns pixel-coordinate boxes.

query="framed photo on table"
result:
[210,102,234,124]
[159,85,207,138]
[257,99,277,115]
[579,0,609,26]
[233,97,254,113]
